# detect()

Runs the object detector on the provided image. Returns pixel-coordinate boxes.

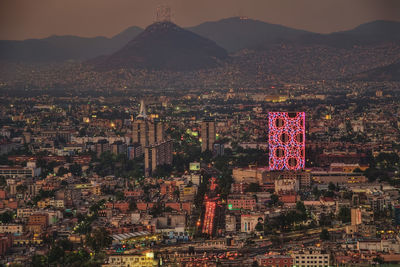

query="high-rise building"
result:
[134,100,171,177]
[268,112,305,171]
[144,140,173,177]
[132,100,165,148]
[201,119,216,152]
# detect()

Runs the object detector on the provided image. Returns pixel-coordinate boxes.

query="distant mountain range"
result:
[351,60,400,81]
[188,17,311,52]
[1,17,400,81]
[0,26,142,62]
[90,21,228,71]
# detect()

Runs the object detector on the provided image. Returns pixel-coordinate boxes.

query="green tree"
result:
[255,222,264,232]
[16,184,27,194]
[31,254,47,267]
[57,167,69,176]
[0,211,13,223]
[296,201,306,214]
[270,194,279,206]
[320,229,330,240]
[69,163,82,177]
[85,227,112,253]
[328,182,336,192]
[338,206,351,223]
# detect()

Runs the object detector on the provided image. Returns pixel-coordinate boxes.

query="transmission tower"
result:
[155,5,172,22]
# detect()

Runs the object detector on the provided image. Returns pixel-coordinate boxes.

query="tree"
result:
[129,200,137,211]
[16,184,27,194]
[57,166,69,176]
[246,183,261,193]
[31,254,47,267]
[69,163,82,177]
[270,194,279,206]
[338,206,351,223]
[320,229,330,240]
[115,191,125,201]
[48,244,65,265]
[85,227,112,253]
[328,182,336,192]
[296,201,306,214]
[373,256,385,264]
[0,211,13,223]
[255,222,264,232]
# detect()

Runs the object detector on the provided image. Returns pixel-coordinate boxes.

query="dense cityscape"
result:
[1,1,400,266]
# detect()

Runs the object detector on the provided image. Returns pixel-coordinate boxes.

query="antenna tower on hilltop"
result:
[155,5,172,22]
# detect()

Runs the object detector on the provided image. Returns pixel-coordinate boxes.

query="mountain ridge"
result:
[89,21,228,71]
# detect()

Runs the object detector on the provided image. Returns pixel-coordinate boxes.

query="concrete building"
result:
[201,119,215,152]
[241,214,263,233]
[227,194,256,211]
[144,140,173,177]
[232,168,268,184]
[132,101,165,148]
[292,250,330,267]
[275,178,299,193]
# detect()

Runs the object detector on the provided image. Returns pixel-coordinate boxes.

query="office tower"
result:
[201,119,216,152]
[144,140,173,177]
[268,112,305,171]
[132,100,165,147]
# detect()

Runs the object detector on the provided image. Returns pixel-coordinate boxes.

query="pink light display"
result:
[268,112,305,170]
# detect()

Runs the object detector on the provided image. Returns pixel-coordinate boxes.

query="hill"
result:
[90,21,228,71]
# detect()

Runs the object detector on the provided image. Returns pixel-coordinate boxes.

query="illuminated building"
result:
[201,119,216,152]
[103,251,156,267]
[268,112,305,170]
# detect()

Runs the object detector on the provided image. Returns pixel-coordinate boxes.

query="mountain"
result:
[276,20,400,49]
[351,61,400,81]
[188,17,312,52]
[90,21,228,71]
[345,20,400,38]
[0,26,143,62]
[1,18,399,63]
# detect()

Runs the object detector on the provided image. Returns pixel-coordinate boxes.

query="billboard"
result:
[189,162,201,171]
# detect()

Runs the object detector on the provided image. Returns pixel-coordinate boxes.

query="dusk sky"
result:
[1,0,400,40]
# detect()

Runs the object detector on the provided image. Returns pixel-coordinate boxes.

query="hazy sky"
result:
[1,0,399,40]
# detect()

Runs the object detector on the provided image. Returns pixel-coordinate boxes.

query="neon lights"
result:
[268,112,305,170]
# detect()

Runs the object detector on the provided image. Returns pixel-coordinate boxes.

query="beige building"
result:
[292,250,330,267]
[351,208,374,226]
[312,171,367,184]
[275,178,299,193]
[241,214,263,233]
[103,252,155,267]
[232,168,267,184]
[0,224,23,234]
[132,119,165,148]
[144,140,173,177]
[132,100,165,148]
